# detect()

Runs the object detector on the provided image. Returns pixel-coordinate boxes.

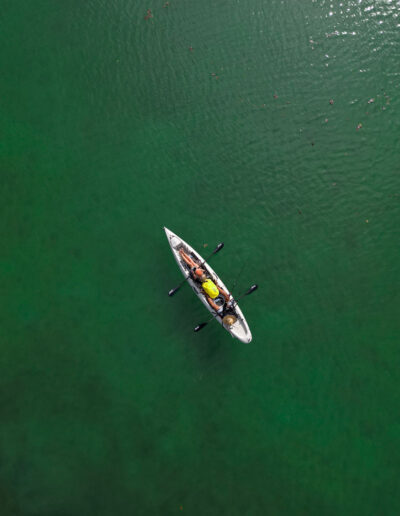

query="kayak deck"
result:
[165,227,252,343]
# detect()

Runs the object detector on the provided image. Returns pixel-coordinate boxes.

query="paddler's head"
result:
[194,268,206,282]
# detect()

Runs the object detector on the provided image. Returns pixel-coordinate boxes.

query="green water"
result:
[1,0,400,514]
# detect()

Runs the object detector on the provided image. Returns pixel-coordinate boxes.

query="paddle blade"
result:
[168,287,179,297]
[246,284,258,296]
[213,242,224,254]
[194,322,208,332]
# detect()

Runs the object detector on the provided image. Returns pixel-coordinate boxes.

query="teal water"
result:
[1,1,400,514]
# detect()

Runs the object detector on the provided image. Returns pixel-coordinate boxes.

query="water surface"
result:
[1,0,399,514]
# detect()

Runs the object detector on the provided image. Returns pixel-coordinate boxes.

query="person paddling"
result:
[179,248,231,313]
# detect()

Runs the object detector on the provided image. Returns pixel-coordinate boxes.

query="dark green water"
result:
[1,0,400,514]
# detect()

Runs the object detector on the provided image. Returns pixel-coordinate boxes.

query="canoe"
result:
[164,227,252,343]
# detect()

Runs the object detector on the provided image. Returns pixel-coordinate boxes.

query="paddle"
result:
[168,242,224,297]
[194,284,258,332]
[229,283,258,309]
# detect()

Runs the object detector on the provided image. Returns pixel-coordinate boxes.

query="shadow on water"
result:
[187,329,228,362]
[150,238,236,374]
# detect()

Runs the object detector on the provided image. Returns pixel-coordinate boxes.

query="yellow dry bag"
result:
[202,279,219,299]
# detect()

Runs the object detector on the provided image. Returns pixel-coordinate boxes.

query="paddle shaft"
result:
[228,284,258,310]
[168,243,224,296]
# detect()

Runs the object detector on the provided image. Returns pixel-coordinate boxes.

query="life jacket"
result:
[202,279,219,299]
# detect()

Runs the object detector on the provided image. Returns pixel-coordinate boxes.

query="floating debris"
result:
[356,123,362,130]
[367,98,375,104]
[273,94,278,99]
[144,9,153,19]
[329,99,334,105]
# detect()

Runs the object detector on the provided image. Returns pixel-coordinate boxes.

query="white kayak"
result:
[164,227,252,343]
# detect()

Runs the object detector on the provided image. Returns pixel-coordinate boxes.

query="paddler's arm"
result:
[207,297,222,313]
[216,285,231,303]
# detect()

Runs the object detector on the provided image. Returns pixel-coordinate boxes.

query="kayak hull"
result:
[164,227,252,343]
